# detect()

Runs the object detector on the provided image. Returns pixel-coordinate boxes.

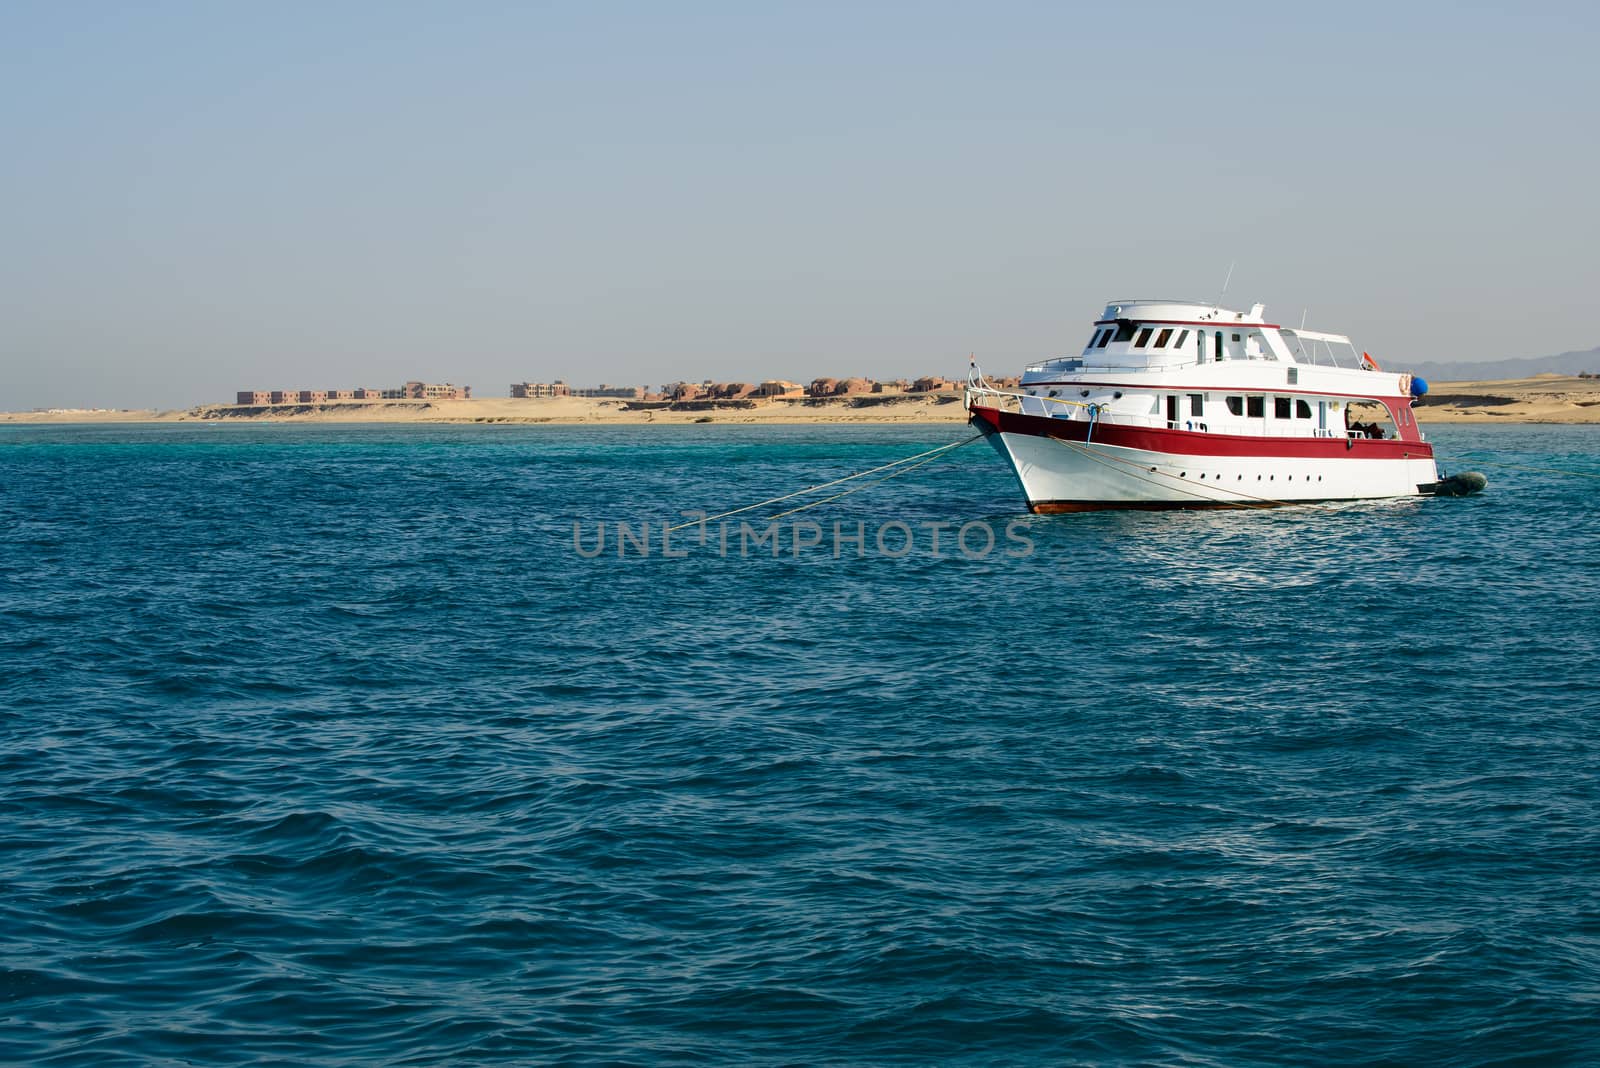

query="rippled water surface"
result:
[3,422,1598,1065]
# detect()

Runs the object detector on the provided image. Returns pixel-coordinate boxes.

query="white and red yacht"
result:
[967,298,1482,512]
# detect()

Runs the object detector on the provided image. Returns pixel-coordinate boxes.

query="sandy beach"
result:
[7,375,1600,426]
[3,393,975,425]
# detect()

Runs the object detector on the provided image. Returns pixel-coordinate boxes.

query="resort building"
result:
[510,381,571,398]
[233,382,469,406]
[570,385,647,399]
[754,380,804,398]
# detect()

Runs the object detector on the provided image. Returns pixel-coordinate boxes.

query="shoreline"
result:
[7,375,1600,426]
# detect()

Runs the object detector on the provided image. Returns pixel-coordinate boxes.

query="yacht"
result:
[966,299,1478,511]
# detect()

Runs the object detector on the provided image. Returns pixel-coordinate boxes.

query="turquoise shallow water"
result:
[2,421,1598,1066]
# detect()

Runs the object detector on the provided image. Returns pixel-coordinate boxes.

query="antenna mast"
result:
[1215,260,1236,310]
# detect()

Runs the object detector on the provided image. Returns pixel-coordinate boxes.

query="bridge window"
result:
[1114,321,1136,342]
[1296,399,1312,419]
[1274,397,1292,418]
[1097,330,1112,348]
[1155,328,1173,348]
[1134,327,1154,348]
[1226,396,1244,416]
[1247,396,1264,418]
[1174,330,1189,348]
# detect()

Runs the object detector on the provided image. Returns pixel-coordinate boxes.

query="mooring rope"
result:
[765,436,981,521]
[664,433,984,533]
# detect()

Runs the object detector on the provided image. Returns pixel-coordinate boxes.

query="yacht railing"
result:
[967,383,1401,441]
[966,384,1090,419]
[1029,352,1282,377]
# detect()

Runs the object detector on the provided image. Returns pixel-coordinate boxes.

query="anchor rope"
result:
[665,434,984,533]
[764,437,980,521]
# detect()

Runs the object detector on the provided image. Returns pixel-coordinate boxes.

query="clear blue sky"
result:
[3,0,1597,408]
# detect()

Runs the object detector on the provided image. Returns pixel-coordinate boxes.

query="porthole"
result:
[1113,391,1123,399]
[1080,390,1090,398]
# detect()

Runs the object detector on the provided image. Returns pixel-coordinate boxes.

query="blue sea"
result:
[3,421,1598,1066]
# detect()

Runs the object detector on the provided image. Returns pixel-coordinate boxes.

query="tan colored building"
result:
[570,384,645,399]
[234,382,469,405]
[511,381,571,398]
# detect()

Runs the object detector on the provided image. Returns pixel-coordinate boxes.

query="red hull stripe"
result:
[970,404,1433,461]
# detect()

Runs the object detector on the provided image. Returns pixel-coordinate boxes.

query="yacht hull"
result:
[970,404,1439,512]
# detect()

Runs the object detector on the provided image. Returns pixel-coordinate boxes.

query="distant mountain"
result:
[1403,345,1600,383]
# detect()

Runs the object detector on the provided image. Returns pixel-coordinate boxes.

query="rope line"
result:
[765,437,980,521]
[665,434,983,533]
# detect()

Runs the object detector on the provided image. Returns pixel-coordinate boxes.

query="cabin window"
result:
[1174,330,1189,348]
[1274,397,1292,419]
[1296,399,1312,419]
[1155,328,1173,348]
[1189,394,1204,416]
[1247,396,1264,418]
[1097,329,1112,348]
[1165,395,1178,425]
[1232,333,1241,342]
[1287,368,1299,384]
[1214,331,1223,361]
[1226,396,1244,416]
[1114,321,1136,342]
[1135,327,1154,348]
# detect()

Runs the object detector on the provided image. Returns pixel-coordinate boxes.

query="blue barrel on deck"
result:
[1410,376,1429,398]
